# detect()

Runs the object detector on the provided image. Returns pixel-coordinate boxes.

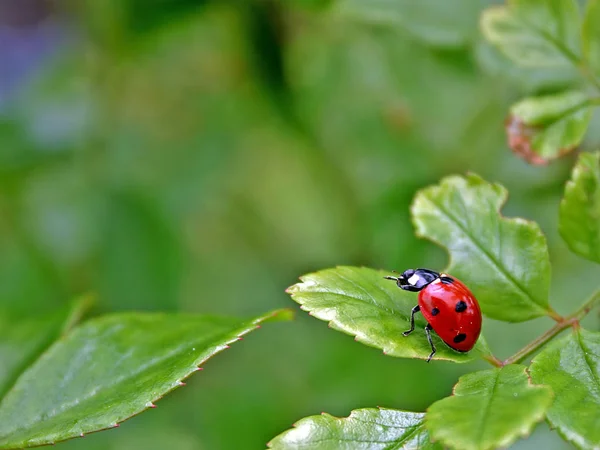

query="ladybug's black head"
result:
[385,268,440,292]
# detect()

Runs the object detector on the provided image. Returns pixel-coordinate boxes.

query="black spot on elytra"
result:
[453,333,467,343]
[431,307,440,316]
[455,301,467,312]
[440,276,454,284]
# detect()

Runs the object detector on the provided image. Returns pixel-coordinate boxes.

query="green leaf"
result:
[583,0,600,77]
[411,174,552,322]
[0,297,92,399]
[530,328,600,449]
[335,0,480,48]
[559,152,600,263]
[268,407,441,449]
[0,309,292,448]
[426,364,553,450]
[287,266,489,363]
[481,0,581,68]
[507,90,592,164]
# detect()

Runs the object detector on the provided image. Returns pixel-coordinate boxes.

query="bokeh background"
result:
[1,1,598,449]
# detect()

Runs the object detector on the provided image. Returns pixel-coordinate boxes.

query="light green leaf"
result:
[426,364,553,450]
[335,0,480,48]
[507,90,592,163]
[411,174,552,322]
[530,328,600,449]
[583,0,600,77]
[0,297,92,399]
[559,152,600,263]
[481,0,581,68]
[0,309,292,448]
[268,407,441,449]
[287,266,489,363]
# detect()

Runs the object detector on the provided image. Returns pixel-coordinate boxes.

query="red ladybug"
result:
[385,268,482,362]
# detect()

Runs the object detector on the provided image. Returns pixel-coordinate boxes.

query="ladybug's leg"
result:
[424,323,436,363]
[402,305,420,336]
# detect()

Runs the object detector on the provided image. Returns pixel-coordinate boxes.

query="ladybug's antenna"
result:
[384,276,398,281]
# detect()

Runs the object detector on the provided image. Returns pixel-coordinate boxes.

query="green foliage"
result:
[5,0,600,448]
[508,91,592,161]
[481,0,581,68]
[530,328,600,449]
[0,309,291,448]
[0,299,91,398]
[335,0,480,48]
[482,0,600,164]
[426,365,553,450]
[559,152,600,263]
[412,174,552,322]
[282,166,600,449]
[287,266,487,362]
[268,408,440,450]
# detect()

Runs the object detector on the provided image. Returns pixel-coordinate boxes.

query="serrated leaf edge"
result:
[266,407,428,449]
[559,152,600,263]
[0,308,292,449]
[426,365,553,450]
[410,173,552,320]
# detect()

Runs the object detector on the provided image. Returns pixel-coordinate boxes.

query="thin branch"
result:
[502,289,600,366]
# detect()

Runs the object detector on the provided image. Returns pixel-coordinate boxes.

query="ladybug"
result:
[385,268,482,362]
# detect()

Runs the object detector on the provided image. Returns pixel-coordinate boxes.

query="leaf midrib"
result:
[426,195,547,313]
[474,369,501,449]
[0,325,245,441]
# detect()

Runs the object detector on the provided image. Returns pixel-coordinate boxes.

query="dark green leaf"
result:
[559,152,600,263]
[507,90,592,164]
[583,0,600,76]
[268,407,441,449]
[411,174,552,322]
[0,297,92,399]
[481,0,581,68]
[426,364,553,450]
[0,309,292,448]
[530,328,600,449]
[335,0,480,48]
[287,266,489,363]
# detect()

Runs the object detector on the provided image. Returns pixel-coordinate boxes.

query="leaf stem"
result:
[481,353,503,368]
[502,289,600,366]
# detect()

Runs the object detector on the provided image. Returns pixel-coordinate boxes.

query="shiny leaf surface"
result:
[0,309,292,448]
[287,266,489,363]
[268,408,441,449]
[481,0,581,68]
[426,364,553,450]
[559,152,600,263]
[530,328,600,449]
[411,174,552,322]
[0,298,91,399]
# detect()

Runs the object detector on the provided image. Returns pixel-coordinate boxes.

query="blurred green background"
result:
[1,0,597,448]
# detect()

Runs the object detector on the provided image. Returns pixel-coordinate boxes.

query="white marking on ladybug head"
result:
[407,274,421,286]
[431,278,441,284]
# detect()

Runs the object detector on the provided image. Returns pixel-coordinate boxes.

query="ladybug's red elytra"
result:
[385,268,482,362]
